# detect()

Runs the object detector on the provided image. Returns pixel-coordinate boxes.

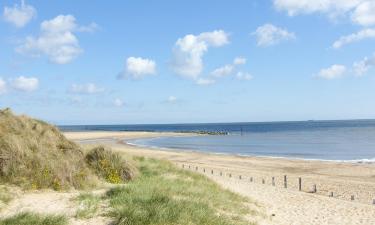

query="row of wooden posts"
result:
[181,163,375,206]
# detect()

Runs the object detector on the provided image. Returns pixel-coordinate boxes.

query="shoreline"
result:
[123,134,375,165]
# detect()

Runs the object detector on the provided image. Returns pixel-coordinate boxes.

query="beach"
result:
[65,131,375,225]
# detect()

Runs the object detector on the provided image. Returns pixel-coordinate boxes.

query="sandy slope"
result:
[66,131,375,225]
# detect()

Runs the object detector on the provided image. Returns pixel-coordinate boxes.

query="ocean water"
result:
[60,120,375,162]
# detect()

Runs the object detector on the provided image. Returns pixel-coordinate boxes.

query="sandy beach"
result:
[65,131,375,225]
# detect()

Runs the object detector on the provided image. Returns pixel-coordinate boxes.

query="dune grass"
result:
[106,157,258,225]
[0,108,97,190]
[0,109,138,190]
[74,193,101,219]
[0,212,67,225]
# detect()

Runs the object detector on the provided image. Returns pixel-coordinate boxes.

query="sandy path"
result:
[66,131,375,225]
[0,190,112,225]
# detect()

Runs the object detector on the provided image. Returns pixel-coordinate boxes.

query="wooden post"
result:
[250,177,253,182]
[312,184,317,193]
[182,164,184,169]
[329,192,333,197]
[220,171,222,176]
[351,195,354,201]
[239,175,242,180]
[203,168,205,173]
[262,179,265,184]
[272,177,275,186]
[229,173,232,178]
[298,177,302,191]
[189,165,190,169]
[211,170,213,175]
[284,175,287,188]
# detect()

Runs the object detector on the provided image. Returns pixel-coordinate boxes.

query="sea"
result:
[59,120,375,162]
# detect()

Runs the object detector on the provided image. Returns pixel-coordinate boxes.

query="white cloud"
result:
[3,0,36,28]
[0,78,6,94]
[119,57,156,79]
[352,1,375,26]
[196,78,216,86]
[274,0,375,27]
[167,96,177,103]
[11,76,39,92]
[252,24,295,47]
[236,72,254,81]
[69,83,104,94]
[113,98,125,107]
[233,57,247,65]
[333,28,375,49]
[171,30,229,79]
[17,15,95,64]
[317,64,347,79]
[353,53,375,76]
[211,65,234,77]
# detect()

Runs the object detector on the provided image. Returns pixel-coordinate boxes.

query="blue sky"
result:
[0,0,375,125]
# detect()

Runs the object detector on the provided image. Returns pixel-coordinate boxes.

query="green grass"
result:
[106,157,259,225]
[0,212,67,225]
[75,193,101,219]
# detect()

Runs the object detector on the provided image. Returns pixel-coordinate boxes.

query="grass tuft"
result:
[0,212,67,225]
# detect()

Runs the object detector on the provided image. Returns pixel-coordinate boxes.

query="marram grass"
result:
[105,157,259,225]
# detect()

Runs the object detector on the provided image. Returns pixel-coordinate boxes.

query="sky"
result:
[0,0,375,125]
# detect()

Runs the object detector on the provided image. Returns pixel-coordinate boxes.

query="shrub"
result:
[85,146,138,183]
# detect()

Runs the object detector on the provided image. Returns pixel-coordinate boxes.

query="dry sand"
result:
[67,131,375,225]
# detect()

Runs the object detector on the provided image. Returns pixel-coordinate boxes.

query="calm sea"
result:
[59,120,375,162]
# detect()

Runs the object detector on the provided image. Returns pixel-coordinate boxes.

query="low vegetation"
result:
[85,146,138,184]
[105,157,257,225]
[0,212,67,225]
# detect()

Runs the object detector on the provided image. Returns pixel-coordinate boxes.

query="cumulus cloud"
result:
[274,0,375,27]
[252,24,295,47]
[171,30,229,80]
[211,65,234,77]
[10,76,39,92]
[118,57,156,79]
[353,53,375,76]
[209,57,253,81]
[0,78,6,94]
[69,83,104,94]
[3,0,36,28]
[352,1,375,26]
[236,72,254,81]
[316,64,347,79]
[17,15,96,64]
[196,78,216,86]
[233,57,247,65]
[113,98,125,107]
[333,28,375,49]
